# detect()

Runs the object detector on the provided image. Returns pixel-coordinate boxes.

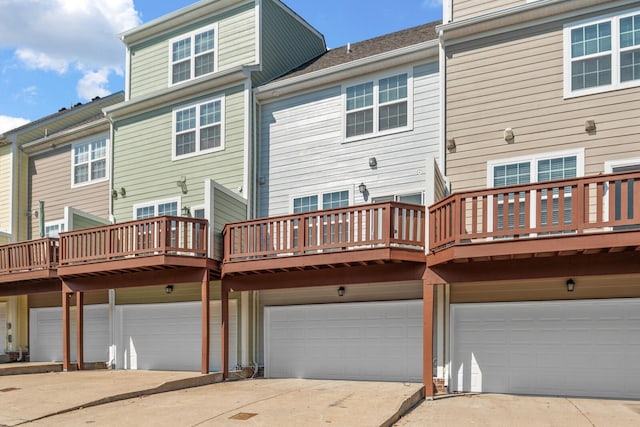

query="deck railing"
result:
[59,216,208,265]
[223,202,425,262]
[429,171,640,251]
[0,238,59,274]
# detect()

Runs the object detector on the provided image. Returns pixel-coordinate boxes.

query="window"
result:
[134,200,179,219]
[372,193,423,205]
[173,97,224,159]
[293,190,350,213]
[72,139,107,186]
[170,25,217,85]
[44,221,65,238]
[344,71,411,140]
[565,9,640,97]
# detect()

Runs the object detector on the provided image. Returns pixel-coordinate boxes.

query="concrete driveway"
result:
[395,393,640,427]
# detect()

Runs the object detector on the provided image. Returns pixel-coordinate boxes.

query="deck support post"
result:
[221,280,229,379]
[62,282,72,371]
[76,290,84,370]
[423,278,435,399]
[201,268,210,374]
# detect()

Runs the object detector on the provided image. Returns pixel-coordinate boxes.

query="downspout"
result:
[106,113,116,368]
[438,29,446,178]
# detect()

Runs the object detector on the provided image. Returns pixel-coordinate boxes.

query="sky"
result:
[0,0,442,133]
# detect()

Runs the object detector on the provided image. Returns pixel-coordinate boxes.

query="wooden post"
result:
[76,291,84,370]
[221,281,229,379]
[423,280,435,398]
[62,282,72,371]
[201,268,210,374]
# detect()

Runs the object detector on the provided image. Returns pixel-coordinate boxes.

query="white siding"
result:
[257,61,440,217]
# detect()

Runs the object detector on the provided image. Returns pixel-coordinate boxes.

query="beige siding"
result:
[453,0,523,21]
[28,291,108,308]
[16,152,29,241]
[445,21,640,193]
[29,140,110,238]
[113,85,246,222]
[0,147,11,234]
[129,3,255,98]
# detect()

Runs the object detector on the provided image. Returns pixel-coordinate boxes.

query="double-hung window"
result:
[344,70,411,140]
[173,97,224,159]
[72,138,107,186]
[292,190,350,247]
[170,25,217,85]
[292,190,350,213]
[134,200,180,250]
[44,220,65,238]
[565,9,640,97]
[135,200,178,220]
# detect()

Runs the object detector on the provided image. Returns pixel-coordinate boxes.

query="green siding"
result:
[252,0,326,85]
[72,214,106,231]
[129,3,256,98]
[112,84,246,222]
[213,186,247,259]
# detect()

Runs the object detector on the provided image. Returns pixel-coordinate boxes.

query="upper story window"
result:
[293,190,350,213]
[564,10,640,97]
[72,138,107,187]
[170,25,217,85]
[343,70,412,141]
[173,97,224,160]
[135,199,179,219]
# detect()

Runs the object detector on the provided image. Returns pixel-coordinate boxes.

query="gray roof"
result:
[273,21,440,82]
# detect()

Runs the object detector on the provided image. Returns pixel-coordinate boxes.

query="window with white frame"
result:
[44,220,65,238]
[565,9,640,96]
[344,71,411,140]
[72,138,107,186]
[489,150,583,231]
[372,193,423,205]
[170,25,217,85]
[173,97,224,159]
[134,200,179,219]
[293,190,350,213]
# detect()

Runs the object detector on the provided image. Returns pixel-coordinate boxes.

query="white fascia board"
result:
[20,120,109,155]
[104,66,257,121]
[439,0,638,43]
[120,0,253,46]
[255,40,439,102]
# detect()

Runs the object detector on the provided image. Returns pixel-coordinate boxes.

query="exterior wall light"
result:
[566,278,575,292]
[585,120,596,132]
[165,285,174,294]
[504,128,515,143]
[182,206,191,216]
[358,183,367,194]
[369,157,377,168]
[337,286,345,297]
[446,137,456,151]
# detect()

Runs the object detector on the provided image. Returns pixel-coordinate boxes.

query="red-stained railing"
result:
[223,202,425,262]
[0,238,59,274]
[429,171,640,251]
[59,216,208,265]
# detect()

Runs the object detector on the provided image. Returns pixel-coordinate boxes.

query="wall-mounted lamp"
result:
[369,157,377,168]
[176,176,188,194]
[566,278,575,292]
[446,137,456,151]
[111,188,126,199]
[26,210,38,218]
[585,120,596,133]
[182,206,191,217]
[358,183,367,194]
[504,128,515,144]
[337,286,345,297]
[165,285,174,294]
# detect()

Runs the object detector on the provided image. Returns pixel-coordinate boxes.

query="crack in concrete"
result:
[566,398,595,427]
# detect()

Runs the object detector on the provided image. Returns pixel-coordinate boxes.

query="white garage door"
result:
[0,302,6,354]
[451,299,640,399]
[265,300,422,382]
[115,300,237,372]
[29,305,109,363]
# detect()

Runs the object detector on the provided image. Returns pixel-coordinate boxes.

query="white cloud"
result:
[0,116,30,134]
[77,68,112,100]
[0,0,141,100]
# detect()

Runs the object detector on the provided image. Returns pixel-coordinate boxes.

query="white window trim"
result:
[172,96,225,161]
[133,197,181,220]
[563,8,640,98]
[70,136,109,189]
[290,189,352,213]
[44,220,65,238]
[604,157,640,173]
[372,191,425,205]
[168,23,219,87]
[341,67,414,143]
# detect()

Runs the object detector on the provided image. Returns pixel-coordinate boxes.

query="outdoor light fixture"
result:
[182,206,191,216]
[358,183,367,194]
[369,157,377,168]
[504,128,515,143]
[447,137,456,151]
[165,285,174,294]
[337,286,345,297]
[176,176,188,194]
[566,278,575,292]
[585,120,596,132]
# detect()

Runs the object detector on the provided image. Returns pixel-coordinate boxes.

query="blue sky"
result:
[0,0,442,133]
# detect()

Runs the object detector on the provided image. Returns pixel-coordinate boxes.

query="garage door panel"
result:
[265,300,422,382]
[451,299,640,399]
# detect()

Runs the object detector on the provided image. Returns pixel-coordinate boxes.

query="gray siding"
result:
[29,138,110,238]
[252,0,325,85]
[445,15,640,193]
[257,61,440,217]
[112,84,246,222]
[453,0,523,21]
[212,185,247,260]
[129,3,256,99]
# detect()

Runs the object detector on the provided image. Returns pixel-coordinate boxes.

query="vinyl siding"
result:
[445,19,640,193]
[252,0,325,85]
[71,213,107,231]
[28,291,109,308]
[16,152,29,242]
[115,282,234,305]
[258,61,440,217]
[129,3,255,98]
[0,147,12,234]
[112,84,246,222]
[452,0,523,21]
[29,138,110,238]
[212,186,247,260]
